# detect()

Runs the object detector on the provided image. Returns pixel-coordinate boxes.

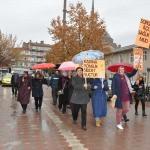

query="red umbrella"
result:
[107,63,134,73]
[32,63,55,70]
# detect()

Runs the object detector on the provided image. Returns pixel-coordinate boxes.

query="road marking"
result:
[43,104,88,150]
[3,141,21,150]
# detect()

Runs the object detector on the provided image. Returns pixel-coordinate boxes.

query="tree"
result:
[47,2,111,63]
[0,30,18,66]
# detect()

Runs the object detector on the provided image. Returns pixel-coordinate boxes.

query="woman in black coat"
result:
[133,76,147,116]
[32,72,46,112]
[58,71,70,114]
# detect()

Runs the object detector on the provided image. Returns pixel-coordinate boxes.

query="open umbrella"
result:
[58,61,76,71]
[32,63,55,70]
[72,50,104,64]
[107,63,134,73]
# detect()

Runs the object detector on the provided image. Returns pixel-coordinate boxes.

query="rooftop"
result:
[23,40,51,49]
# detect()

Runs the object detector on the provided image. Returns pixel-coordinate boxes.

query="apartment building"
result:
[14,40,51,68]
[105,44,150,83]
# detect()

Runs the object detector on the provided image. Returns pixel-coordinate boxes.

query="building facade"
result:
[105,44,150,84]
[14,41,51,68]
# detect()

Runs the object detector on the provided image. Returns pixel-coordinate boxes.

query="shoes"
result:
[82,126,87,131]
[124,118,130,122]
[142,113,147,117]
[22,110,26,114]
[123,114,130,122]
[67,105,71,109]
[36,109,38,112]
[116,124,124,130]
[73,120,77,124]
[135,112,138,115]
[96,120,100,127]
[62,110,66,114]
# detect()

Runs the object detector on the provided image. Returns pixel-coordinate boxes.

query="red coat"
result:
[17,76,32,104]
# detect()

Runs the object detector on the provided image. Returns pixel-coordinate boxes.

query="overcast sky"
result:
[0,0,149,47]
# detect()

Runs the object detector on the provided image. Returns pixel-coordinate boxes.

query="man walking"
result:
[50,70,60,105]
[11,72,19,97]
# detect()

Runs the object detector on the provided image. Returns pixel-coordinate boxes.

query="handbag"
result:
[57,81,66,95]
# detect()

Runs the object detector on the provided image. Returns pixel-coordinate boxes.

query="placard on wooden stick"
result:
[135,18,150,49]
[83,60,105,78]
[133,48,144,71]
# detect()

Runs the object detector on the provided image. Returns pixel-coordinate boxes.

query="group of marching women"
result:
[16,65,147,131]
[49,67,108,130]
[49,65,147,130]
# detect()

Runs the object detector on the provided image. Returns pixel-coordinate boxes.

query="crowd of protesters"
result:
[11,65,148,130]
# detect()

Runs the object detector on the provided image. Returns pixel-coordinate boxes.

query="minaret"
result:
[91,0,95,14]
[63,0,67,25]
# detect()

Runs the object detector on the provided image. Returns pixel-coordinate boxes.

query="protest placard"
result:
[135,18,150,49]
[83,60,105,78]
[133,48,144,71]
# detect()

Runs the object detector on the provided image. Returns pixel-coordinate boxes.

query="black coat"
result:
[58,76,69,104]
[32,78,45,97]
[133,80,145,99]
[11,73,19,86]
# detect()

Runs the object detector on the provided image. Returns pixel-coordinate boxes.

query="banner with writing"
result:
[135,18,150,49]
[133,48,144,71]
[83,60,105,78]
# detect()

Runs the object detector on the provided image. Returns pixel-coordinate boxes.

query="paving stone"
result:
[1,86,150,150]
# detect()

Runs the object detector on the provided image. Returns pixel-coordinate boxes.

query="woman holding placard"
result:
[111,66,138,130]
[70,67,90,130]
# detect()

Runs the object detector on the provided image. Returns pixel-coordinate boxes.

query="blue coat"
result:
[112,69,137,108]
[91,78,109,118]
[50,74,60,89]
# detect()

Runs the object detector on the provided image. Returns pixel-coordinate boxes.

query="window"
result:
[143,72,146,82]
[130,53,133,63]
[143,51,147,61]
[119,55,122,62]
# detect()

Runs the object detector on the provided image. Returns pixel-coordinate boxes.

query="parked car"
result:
[1,73,12,86]
[106,78,112,101]
[0,68,9,83]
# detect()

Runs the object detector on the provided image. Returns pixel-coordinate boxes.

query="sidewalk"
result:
[44,86,150,150]
[0,86,150,150]
[0,86,70,150]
